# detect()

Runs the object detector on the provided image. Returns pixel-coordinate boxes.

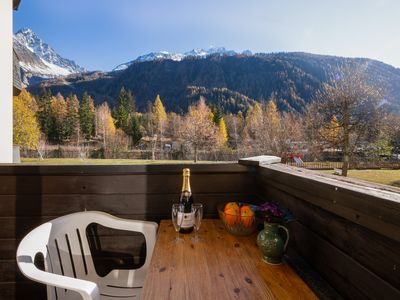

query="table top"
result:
[141,219,318,300]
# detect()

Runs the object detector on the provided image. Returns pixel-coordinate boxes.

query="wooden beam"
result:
[239,155,281,166]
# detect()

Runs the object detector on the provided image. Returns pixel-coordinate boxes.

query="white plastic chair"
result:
[16,211,158,300]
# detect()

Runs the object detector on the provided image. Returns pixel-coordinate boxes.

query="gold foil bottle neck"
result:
[181,168,191,192]
[183,168,190,176]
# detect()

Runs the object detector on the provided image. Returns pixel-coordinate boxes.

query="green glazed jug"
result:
[256,222,289,265]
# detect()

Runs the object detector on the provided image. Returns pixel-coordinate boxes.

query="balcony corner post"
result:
[238,155,282,166]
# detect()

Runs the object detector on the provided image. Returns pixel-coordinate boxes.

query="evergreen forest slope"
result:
[30,52,400,113]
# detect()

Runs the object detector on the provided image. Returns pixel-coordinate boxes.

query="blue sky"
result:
[14,0,400,71]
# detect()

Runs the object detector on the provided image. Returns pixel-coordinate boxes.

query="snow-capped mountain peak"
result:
[112,46,238,72]
[136,51,185,63]
[184,47,236,58]
[14,28,85,85]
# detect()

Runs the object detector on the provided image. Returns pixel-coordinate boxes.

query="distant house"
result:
[139,136,173,150]
[13,49,22,95]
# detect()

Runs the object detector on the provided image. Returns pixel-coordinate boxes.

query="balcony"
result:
[1,157,399,299]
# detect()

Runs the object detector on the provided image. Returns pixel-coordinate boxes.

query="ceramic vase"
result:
[256,222,289,265]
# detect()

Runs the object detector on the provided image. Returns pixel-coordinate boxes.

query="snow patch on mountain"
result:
[14,28,85,85]
[112,47,239,72]
[19,59,72,77]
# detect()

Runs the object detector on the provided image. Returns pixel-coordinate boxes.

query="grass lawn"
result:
[321,169,400,188]
[21,158,220,165]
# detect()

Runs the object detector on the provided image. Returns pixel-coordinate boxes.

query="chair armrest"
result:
[17,256,100,300]
[91,213,158,249]
[94,213,158,235]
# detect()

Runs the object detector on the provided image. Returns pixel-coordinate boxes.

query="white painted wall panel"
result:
[0,0,13,163]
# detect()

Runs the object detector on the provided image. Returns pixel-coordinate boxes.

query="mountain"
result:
[30,52,400,114]
[112,47,243,72]
[13,28,85,85]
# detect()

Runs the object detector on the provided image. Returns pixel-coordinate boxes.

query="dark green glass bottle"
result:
[179,168,194,233]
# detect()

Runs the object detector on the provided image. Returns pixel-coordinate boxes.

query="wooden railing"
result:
[1,160,399,299]
[243,158,400,300]
[286,161,400,170]
[286,161,343,170]
[0,163,258,299]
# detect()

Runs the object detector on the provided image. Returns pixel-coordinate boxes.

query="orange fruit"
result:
[240,205,255,227]
[224,202,239,211]
[224,202,240,225]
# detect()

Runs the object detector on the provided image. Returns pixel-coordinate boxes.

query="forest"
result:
[14,67,400,170]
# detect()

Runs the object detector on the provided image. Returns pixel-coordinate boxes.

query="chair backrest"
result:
[17,211,158,299]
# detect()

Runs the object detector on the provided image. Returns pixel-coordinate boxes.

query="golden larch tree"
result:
[218,117,228,145]
[319,115,340,144]
[13,89,40,150]
[152,95,167,127]
[265,100,280,129]
[151,95,168,159]
[96,102,116,150]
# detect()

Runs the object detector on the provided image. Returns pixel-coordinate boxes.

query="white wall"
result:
[0,0,13,163]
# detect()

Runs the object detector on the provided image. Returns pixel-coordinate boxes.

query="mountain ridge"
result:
[30,52,400,114]
[112,47,249,71]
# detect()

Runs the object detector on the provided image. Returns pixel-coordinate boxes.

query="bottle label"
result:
[178,212,194,228]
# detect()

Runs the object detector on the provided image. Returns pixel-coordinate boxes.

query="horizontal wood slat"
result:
[262,185,400,289]
[0,239,18,260]
[0,193,259,217]
[258,166,400,243]
[290,221,400,300]
[0,163,253,175]
[0,260,20,282]
[0,173,255,195]
[0,282,46,299]
[0,163,258,300]
[254,162,400,299]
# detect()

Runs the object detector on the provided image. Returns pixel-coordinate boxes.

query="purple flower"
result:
[258,201,284,223]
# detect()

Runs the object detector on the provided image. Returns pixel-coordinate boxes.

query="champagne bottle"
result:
[178,168,194,233]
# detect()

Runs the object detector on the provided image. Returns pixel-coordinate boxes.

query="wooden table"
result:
[141,219,317,300]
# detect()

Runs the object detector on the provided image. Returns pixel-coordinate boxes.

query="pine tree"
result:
[113,87,135,131]
[79,92,95,140]
[37,89,54,140]
[129,115,142,146]
[65,94,80,141]
[51,93,67,143]
[212,106,223,124]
